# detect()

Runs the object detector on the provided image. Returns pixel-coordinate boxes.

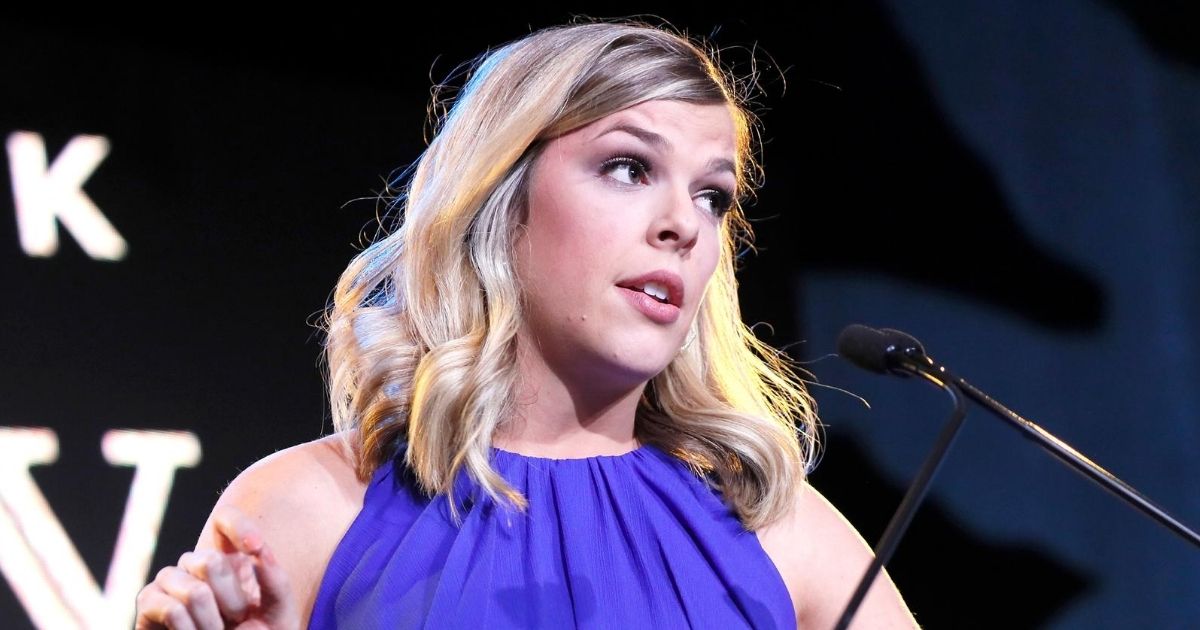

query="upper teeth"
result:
[641,282,669,302]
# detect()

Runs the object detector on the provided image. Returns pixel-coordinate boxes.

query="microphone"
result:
[835,324,927,375]
[831,324,1200,630]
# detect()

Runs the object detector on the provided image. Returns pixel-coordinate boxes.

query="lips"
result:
[615,270,685,308]
[617,286,681,324]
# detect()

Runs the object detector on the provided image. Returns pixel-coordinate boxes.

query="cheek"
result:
[516,216,611,319]
[691,233,724,307]
[528,208,620,276]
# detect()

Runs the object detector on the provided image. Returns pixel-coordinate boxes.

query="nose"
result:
[648,183,701,253]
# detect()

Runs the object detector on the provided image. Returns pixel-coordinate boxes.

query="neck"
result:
[493,342,646,458]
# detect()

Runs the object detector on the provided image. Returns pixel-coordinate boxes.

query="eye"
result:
[601,153,735,219]
[698,187,735,219]
[601,154,651,186]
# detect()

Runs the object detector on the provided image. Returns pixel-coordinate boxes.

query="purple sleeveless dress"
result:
[308,441,796,629]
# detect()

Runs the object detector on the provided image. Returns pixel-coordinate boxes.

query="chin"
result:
[608,352,676,383]
[564,339,677,386]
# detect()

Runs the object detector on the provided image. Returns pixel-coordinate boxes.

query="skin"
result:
[134,99,920,629]
[492,99,734,457]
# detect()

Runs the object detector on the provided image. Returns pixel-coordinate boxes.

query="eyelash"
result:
[600,153,735,219]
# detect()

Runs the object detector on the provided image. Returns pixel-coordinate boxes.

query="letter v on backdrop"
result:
[0,427,200,629]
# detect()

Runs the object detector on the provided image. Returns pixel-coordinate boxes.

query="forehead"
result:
[568,100,739,154]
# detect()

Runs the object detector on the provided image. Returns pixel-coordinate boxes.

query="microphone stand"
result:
[833,330,1200,630]
[833,368,968,630]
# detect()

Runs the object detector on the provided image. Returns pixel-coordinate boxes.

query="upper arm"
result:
[782,481,920,629]
[193,433,365,624]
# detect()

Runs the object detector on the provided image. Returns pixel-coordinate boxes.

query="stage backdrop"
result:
[1,4,1196,628]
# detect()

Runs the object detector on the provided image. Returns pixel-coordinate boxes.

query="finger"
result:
[251,544,296,623]
[178,550,254,619]
[136,581,199,630]
[134,582,169,630]
[155,566,223,630]
[210,504,264,555]
[236,551,263,608]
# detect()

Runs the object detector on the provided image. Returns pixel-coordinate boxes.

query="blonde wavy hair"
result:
[320,18,822,531]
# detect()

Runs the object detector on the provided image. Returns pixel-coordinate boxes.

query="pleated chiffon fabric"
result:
[308,441,796,629]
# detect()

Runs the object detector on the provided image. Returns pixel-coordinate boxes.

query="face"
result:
[513,99,738,390]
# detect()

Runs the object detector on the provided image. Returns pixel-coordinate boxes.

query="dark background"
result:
[2,3,1197,628]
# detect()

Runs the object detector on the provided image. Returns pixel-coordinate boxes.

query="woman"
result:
[136,19,919,629]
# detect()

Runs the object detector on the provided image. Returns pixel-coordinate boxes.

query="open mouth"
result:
[616,280,675,307]
[617,286,681,324]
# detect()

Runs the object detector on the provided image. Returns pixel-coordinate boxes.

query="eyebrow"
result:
[594,122,737,178]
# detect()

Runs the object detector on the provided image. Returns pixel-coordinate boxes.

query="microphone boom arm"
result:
[929,360,1200,549]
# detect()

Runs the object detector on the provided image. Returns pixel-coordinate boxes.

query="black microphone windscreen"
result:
[836,324,891,373]
[880,328,926,356]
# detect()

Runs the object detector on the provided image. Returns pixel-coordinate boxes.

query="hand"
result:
[135,504,300,629]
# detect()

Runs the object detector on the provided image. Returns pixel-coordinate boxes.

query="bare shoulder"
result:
[756,480,921,629]
[194,430,369,623]
[199,430,366,540]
